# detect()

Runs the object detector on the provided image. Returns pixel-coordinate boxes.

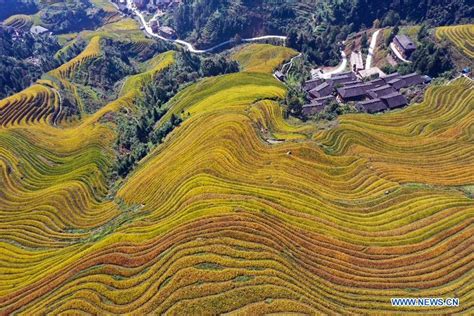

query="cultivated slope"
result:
[0,44,473,314]
[0,50,176,314]
[436,24,474,59]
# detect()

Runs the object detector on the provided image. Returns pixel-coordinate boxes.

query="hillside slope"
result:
[0,42,473,313]
[167,0,473,49]
[436,24,474,59]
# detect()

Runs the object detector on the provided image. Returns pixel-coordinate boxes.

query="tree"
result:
[385,25,399,47]
[287,30,298,49]
[382,10,400,27]
[360,32,368,50]
[233,33,242,45]
[286,88,303,117]
[417,24,429,41]
[200,56,239,77]
[373,19,381,29]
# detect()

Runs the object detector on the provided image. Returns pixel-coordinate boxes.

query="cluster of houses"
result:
[134,0,181,10]
[113,0,180,11]
[273,31,429,117]
[302,71,427,116]
[112,0,180,38]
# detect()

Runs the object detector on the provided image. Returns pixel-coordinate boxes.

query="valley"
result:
[0,0,473,314]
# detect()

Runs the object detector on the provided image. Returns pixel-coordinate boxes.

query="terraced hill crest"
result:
[436,24,474,59]
[0,21,473,315]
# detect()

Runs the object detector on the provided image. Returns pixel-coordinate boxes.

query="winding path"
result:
[126,0,286,53]
[365,29,380,70]
[319,51,347,79]
[281,53,302,74]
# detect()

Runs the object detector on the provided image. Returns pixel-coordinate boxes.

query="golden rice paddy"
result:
[0,39,473,314]
[232,44,297,73]
[436,24,474,59]
[0,84,60,127]
[3,14,33,30]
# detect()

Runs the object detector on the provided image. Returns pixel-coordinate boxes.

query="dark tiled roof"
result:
[368,78,385,88]
[357,99,387,113]
[303,78,323,91]
[303,95,336,115]
[400,73,424,86]
[315,82,332,91]
[367,91,378,99]
[388,78,408,90]
[394,35,416,50]
[274,71,285,79]
[337,83,371,99]
[330,72,357,85]
[332,77,353,86]
[308,81,333,98]
[313,95,335,105]
[380,92,408,109]
[306,78,323,84]
[362,82,376,91]
[368,84,397,98]
[331,71,354,79]
[382,72,401,83]
[342,80,363,87]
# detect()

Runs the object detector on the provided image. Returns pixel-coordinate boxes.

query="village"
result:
[106,0,466,120]
[112,0,180,38]
[113,0,181,12]
[275,32,431,116]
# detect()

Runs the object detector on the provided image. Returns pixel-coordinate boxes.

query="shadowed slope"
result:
[0,45,472,314]
[0,51,176,305]
[0,84,60,127]
[436,24,474,59]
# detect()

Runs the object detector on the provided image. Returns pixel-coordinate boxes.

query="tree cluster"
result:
[330,0,472,31]
[172,0,296,49]
[71,39,173,114]
[382,25,454,78]
[200,56,239,77]
[385,25,399,47]
[408,28,454,77]
[114,51,239,177]
[168,0,471,51]
[0,26,61,99]
[287,24,347,66]
[114,61,189,177]
[74,40,136,93]
[37,0,106,34]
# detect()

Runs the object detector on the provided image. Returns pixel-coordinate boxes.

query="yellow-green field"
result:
[3,14,33,30]
[436,24,474,59]
[232,44,297,73]
[0,20,473,315]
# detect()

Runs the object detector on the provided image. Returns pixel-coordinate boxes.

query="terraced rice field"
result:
[0,42,473,314]
[85,19,157,50]
[45,36,103,113]
[50,36,102,82]
[89,0,121,23]
[0,84,60,127]
[232,44,297,73]
[3,14,33,30]
[436,24,474,59]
